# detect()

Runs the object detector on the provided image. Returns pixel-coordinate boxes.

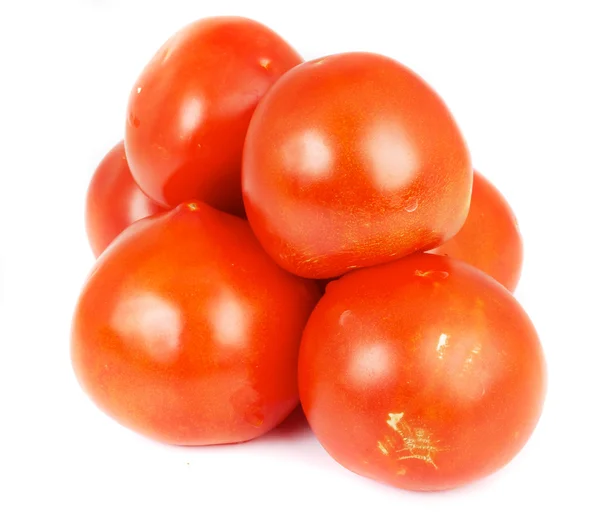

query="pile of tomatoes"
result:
[73,16,546,492]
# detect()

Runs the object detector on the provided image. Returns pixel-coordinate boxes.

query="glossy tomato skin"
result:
[429,170,523,292]
[85,141,163,257]
[125,17,303,215]
[72,202,320,445]
[299,253,546,491]
[243,52,472,279]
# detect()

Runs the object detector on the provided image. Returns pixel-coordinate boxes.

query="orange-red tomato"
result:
[299,253,546,491]
[72,202,320,445]
[430,170,523,291]
[85,141,163,257]
[243,52,472,279]
[125,17,302,215]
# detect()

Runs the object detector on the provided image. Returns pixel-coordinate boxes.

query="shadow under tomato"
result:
[239,404,337,469]
[259,405,312,441]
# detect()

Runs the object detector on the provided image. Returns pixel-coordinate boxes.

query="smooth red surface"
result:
[430,170,523,291]
[243,52,472,279]
[72,202,320,445]
[125,16,302,214]
[299,253,546,491]
[85,141,163,257]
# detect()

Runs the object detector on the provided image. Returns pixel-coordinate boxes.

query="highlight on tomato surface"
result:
[125,16,303,215]
[72,202,321,445]
[299,253,546,491]
[85,141,164,257]
[243,51,472,279]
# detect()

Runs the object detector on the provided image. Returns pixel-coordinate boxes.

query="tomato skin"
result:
[242,52,472,279]
[72,202,320,445]
[125,17,303,215]
[429,170,523,291]
[299,253,546,491]
[85,141,164,257]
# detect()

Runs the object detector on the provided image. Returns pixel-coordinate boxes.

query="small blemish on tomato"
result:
[339,309,352,326]
[244,409,264,428]
[128,112,141,128]
[259,57,271,70]
[377,441,389,456]
[404,197,418,212]
[380,412,441,469]
[161,46,173,63]
[414,270,449,280]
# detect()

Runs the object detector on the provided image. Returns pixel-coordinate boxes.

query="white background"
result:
[1,1,599,514]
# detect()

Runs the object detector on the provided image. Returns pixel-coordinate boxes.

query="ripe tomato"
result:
[429,170,523,291]
[299,253,546,491]
[85,141,163,257]
[242,52,472,279]
[125,17,302,215]
[71,202,320,445]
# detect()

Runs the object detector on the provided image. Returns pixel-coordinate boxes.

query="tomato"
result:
[71,202,320,445]
[429,170,523,291]
[125,17,303,215]
[299,253,546,491]
[85,141,164,257]
[242,52,472,279]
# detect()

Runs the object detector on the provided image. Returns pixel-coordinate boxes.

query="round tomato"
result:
[85,141,164,257]
[242,52,472,279]
[429,170,523,291]
[125,17,302,214]
[299,253,546,491]
[71,202,320,445]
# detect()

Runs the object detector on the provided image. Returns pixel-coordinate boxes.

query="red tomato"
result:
[125,17,302,214]
[242,52,472,279]
[71,202,320,445]
[429,170,523,291]
[85,141,163,257]
[299,253,546,491]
